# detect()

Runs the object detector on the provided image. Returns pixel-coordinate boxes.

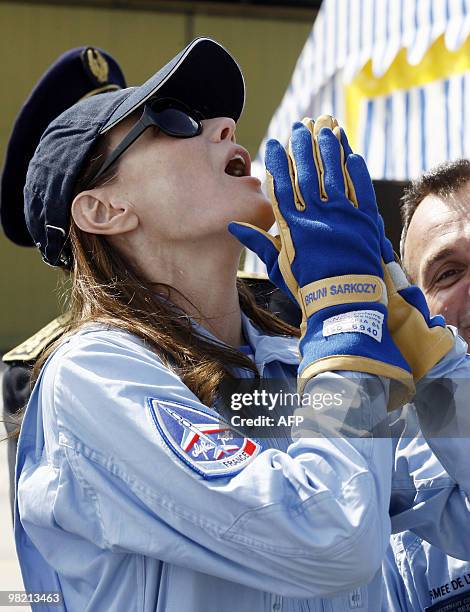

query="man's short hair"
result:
[400,159,470,261]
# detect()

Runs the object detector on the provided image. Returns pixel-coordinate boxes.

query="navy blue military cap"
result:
[23,37,245,268]
[0,46,127,248]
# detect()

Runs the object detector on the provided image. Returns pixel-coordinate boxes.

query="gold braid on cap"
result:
[85,48,109,84]
[79,47,121,100]
[79,84,120,100]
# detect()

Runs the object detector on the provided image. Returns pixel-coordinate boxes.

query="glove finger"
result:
[330,125,358,206]
[316,127,347,201]
[288,121,321,210]
[265,138,297,224]
[339,127,353,156]
[344,153,378,219]
[377,214,395,264]
[228,222,281,264]
[312,116,341,200]
[313,114,339,135]
[336,127,358,206]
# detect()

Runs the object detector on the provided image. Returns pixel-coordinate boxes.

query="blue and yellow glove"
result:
[338,129,455,383]
[229,116,414,407]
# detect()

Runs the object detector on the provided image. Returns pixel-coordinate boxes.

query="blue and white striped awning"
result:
[246,0,470,274]
[359,71,470,180]
[252,0,470,181]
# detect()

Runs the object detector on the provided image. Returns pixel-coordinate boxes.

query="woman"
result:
[14,37,470,611]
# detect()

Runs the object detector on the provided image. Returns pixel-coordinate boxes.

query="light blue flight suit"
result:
[382,332,470,611]
[383,537,470,611]
[14,314,470,611]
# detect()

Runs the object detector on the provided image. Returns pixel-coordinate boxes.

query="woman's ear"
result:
[71,190,139,235]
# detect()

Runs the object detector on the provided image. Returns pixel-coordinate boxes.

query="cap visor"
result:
[100,37,245,134]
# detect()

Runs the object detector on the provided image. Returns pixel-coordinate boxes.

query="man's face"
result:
[403,182,470,345]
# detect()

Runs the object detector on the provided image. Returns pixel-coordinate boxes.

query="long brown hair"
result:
[30,131,299,409]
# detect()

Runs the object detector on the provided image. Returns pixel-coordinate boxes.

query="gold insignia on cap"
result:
[85,48,109,84]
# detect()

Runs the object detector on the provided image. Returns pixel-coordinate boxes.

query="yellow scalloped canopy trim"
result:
[345,33,470,151]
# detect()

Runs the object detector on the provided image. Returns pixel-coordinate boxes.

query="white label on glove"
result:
[323,310,384,342]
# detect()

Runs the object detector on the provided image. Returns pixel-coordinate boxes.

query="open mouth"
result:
[225,155,246,177]
[224,149,251,177]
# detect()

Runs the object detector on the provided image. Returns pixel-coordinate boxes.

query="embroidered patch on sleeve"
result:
[148,398,262,479]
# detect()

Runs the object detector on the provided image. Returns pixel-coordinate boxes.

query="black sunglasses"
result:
[90,97,204,185]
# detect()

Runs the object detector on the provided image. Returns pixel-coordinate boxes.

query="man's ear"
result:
[71,190,138,235]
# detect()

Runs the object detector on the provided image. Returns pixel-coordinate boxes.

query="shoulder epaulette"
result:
[2,312,71,364]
